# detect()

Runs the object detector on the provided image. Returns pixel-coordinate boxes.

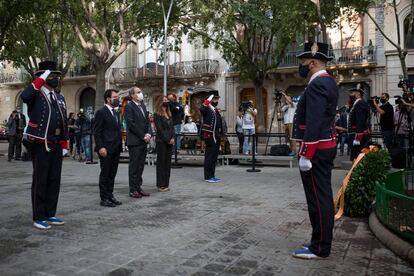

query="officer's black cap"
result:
[34,61,62,76]
[297,42,334,61]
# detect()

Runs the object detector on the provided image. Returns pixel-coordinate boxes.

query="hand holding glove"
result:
[40,70,51,81]
[353,140,360,146]
[299,156,312,172]
[62,148,68,157]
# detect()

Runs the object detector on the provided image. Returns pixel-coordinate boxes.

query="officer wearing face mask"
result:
[200,90,223,183]
[347,86,369,160]
[373,93,394,150]
[291,42,338,260]
[20,61,69,230]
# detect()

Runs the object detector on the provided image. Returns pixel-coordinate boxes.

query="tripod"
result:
[264,98,283,155]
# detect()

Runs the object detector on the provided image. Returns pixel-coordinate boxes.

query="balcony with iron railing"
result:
[279,46,377,68]
[112,59,220,83]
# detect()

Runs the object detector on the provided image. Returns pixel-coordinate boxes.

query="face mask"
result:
[137,93,144,101]
[380,98,386,104]
[298,63,310,78]
[188,119,193,123]
[46,78,59,88]
[211,101,218,107]
[162,102,169,107]
[112,98,120,107]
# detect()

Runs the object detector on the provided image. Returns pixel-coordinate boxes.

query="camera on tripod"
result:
[274,90,283,103]
[239,101,253,113]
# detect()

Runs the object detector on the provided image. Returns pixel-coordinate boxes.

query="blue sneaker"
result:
[213,177,221,182]
[46,217,65,225]
[288,152,296,157]
[205,178,218,183]
[33,220,51,230]
[292,248,322,259]
[302,242,311,249]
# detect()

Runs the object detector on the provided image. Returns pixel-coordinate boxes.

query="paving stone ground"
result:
[0,145,413,275]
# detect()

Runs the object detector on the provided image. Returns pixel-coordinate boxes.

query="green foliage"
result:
[344,149,391,217]
[1,0,81,78]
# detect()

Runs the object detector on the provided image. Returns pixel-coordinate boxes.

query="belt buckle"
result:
[55,129,61,136]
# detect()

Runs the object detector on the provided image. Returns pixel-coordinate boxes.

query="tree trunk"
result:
[254,81,266,134]
[94,66,107,109]
[399,50,408,79]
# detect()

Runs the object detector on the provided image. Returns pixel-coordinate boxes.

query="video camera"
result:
[274,90,283,103]
[398,78,413,92]
[394,94,410,105]
[239,101,253,112]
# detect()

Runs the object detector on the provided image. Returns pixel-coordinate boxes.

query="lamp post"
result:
[161,0,174,96]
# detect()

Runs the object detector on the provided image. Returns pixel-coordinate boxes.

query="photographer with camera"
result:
[241,100,258,155]
[281,93,297,156]
[372,93,394,150]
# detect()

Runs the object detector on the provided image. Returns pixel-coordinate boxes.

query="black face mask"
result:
[211,101,218,107]
[380,98,387,104]
[46,78,59,89]
[162,102,169,107]
[298,63,310,78]
[111,98,120,107]
[349,95,356,106]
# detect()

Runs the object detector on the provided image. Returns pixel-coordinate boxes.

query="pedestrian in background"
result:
[168,93,184,151]
[236,111,244,154]
[154,96,175,192]
[67,112,76,157]
[7,110,18,162]
[281,93,297,156]
[76,110,93,163]
[14,106,26,160]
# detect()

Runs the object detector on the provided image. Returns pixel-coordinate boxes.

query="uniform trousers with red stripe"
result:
[300,147,336,257]
[349,134,369,161]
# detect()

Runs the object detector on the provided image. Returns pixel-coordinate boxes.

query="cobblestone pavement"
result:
[0,156,413,276]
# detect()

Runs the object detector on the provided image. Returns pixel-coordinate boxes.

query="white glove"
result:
[62,148,68,156]
[40,69,51,81]
[207,94,214,102]
[299,156,312,172]
[353,140,360,146]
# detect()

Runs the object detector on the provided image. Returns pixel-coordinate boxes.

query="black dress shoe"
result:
[110,197,122,205]
[100,199,116,207]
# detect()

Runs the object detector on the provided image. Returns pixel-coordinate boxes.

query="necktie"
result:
[112,108,118,124]
[49,92,59,110]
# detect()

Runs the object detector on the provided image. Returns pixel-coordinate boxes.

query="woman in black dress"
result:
[154,96,175,192]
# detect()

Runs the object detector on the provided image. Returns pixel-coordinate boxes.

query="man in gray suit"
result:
[124,87,152,198]
[7,110,18,162]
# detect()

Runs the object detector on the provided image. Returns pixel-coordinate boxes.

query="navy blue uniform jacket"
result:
[292,73,338,159]
[20,77,68,149]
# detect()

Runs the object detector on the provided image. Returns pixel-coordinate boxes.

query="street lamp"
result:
[161,0,174,96]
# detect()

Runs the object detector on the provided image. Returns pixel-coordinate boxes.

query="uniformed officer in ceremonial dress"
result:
[200,90,223,183]
[21,61,69,230]
[291,42,338,259]
[347,86,370,160]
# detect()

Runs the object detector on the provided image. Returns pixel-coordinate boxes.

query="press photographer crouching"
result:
[239,100,257,155]
[372,93,394,150]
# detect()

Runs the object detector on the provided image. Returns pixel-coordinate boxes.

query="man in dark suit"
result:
[15,106,27,160]
[21,61,69,230]
[94,89,123,207]
[292,42,338,259]
[124,86,152,198]
[347,86,369,160]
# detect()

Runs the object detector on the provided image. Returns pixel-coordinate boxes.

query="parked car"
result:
[0,127,8,140]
